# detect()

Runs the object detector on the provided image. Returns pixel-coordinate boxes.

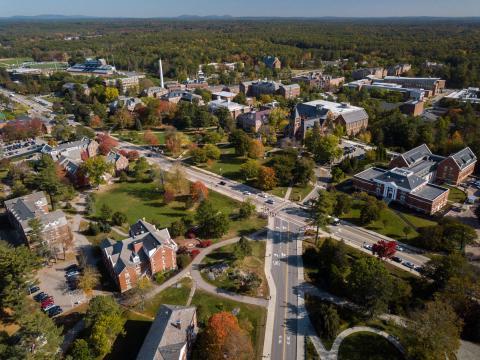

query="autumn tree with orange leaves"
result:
[199,312,253,360]
[97,133,119,155]
[144,130,159,146]
[190,181,209,203]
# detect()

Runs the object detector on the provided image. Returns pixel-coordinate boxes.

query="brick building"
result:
[263,56,281,69]
[101,220,178,293]
[4,191,72,250]
[353,144,477,214]
[292,72,345,91]
[237,109,272,133]
[290,100,368,139]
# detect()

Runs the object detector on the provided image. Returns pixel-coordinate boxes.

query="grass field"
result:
[201,240,268,298]
[136,278,193,318]
[0,57,33,67]
[93,181,267,240]
[447,186,467,204]
[113,130,167,145]
[79,220,125,246]
[290,184,314,202]
[338,332,404,360]
[190,289,267,359]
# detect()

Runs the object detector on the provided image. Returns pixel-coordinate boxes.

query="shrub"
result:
[87,222,101,236]
[112,211,128,226]
[177,254,192,269]
[190,249,200,259]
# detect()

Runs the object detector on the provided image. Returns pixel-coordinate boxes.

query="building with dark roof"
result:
[101,220,178,293]
[67,58,116,77]
[290,100,368,139]
[136,305,198,360]
[237,109,272,133]
[353,144,477,214]
[263,56,281,70]
[4,191,72,249]
[353,167,449,214]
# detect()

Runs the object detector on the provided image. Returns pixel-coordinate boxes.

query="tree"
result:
[293,157,315,186]
[78,266,100,296]
[97,133,119,155]
[248,139,265,159]
[234,236,253,260]
[112,211,128,226]
[191,181,209,203]
[404,300,462,360]
[70,339,93,360]
[143,130,159,146]
[240,159,260,180]
[372,240,397,259]
[229,129,251,156]
[195,200,230,238]
[333,193,352,216]
[200,311,253,360]
[133,157,151,181]
[90,114,103,129]
[204,144,221,160]
[360,202,381,224]
[239,199,256,219]
[105,86,119,102]
[419,217,477,253]
[313,303,340,341]
[112,107,134,129]
[311,134,343,164]
[308,190,335,245]
[28,218,44,248]
[135,277,153,310]
[166,164,189,195]
[403,226,412,240]
[189,146,208,164]
[84,296,125,356]
[347,257,393,316]
[257,166,277,190]
[100,204,113,222]
[169,220,186,238]
[423,253,473,292]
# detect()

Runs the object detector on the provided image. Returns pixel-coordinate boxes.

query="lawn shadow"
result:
[104,319,152,360]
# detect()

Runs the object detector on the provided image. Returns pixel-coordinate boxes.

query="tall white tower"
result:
[159,58,164,88]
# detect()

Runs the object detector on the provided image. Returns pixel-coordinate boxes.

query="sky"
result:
[1,0,480,18]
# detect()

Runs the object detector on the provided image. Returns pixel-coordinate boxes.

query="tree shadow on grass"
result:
[125,187,163,202]
[105,319,152,360]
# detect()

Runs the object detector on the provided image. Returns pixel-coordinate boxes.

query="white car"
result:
[243,191,251,196]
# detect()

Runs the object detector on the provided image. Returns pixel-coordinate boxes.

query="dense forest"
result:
[1,18,480,87]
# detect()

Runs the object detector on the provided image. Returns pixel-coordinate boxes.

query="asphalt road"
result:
[0,86,52,115]
[270,217,302,360]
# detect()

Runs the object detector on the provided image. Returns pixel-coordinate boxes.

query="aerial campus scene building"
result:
[0,1,480,359]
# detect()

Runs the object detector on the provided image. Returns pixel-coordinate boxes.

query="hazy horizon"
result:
[2,0,480,18]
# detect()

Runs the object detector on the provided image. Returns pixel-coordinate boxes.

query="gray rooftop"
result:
[375,168,426,191]
[354,167,387,181]
[411,183,449,201]
[136,305,197,360]
[101,220,177,275]
[450,147,477,170]
[400,144,433,166]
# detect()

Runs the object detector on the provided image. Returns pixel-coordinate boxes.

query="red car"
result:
[41,298,54,307]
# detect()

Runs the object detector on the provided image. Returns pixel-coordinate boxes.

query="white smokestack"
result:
[159,58,164,89]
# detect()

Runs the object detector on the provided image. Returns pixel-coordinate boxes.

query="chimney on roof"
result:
[172,320,181,329]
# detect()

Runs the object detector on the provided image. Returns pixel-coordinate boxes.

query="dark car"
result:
[28,285,40,294]
[219,181,226,186]
[47,306,63,317]
[391,256,402,263]
[65,264,80,272]
[33,292,48,302]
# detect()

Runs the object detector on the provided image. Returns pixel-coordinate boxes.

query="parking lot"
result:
[34,260,86,315]
[1,138,45,159]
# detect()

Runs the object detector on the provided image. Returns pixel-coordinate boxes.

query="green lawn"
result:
[190,289,266,359]
[136,278,193,318]
[338,332,404,360]
[93,181,266,240]
[201,240,268,298]
[0,57,33,67]
[113,130,166,145]
[290,184,314,202]
[446,186,467,204]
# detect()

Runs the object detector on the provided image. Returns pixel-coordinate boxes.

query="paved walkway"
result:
[186,279,196,306]
[284,186,292,200]
[326,326,405,360]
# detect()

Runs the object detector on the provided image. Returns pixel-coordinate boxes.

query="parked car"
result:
[219,181,226,186]
[28,285,40,294]
[363,243,373,251]
[65,264,80,272]
[396,245,405,252]
[331,217,340,225]
[47,306,63,317]
[33,292,48,302]
[266,199,275,205]
[414,266,425,274]
[243,191,251,196]
[391,256,402,263]
[41,300,54,309]
[42,303,56,312]
[66,271,80,278]
[403,261,415,269]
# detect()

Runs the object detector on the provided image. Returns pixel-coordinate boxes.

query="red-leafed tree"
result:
[372,240,397,259]
[90,115,103,129]
[190,181,209,203]
[143,130,159,146]
[200,311,254,360]
[97,133,118,155]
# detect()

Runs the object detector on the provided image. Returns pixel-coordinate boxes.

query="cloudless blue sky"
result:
[2,0,480,18]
